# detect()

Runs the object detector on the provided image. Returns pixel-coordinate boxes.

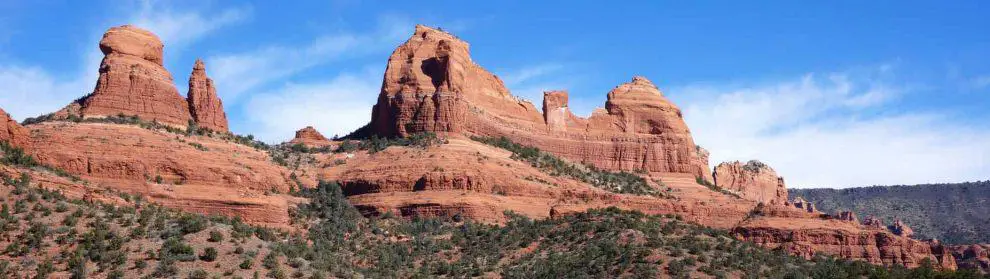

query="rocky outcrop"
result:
[735,204,957,269]
[77,25,192,128]
[891,219,915,238]
[187,59,228,132]
[714,160,788,205]
[0,107,30,147]
[369,25,711,179]
[289,126,332,147]
[951,244,990,273]
[791,197,817,213]
[835,211,859,223]
[863,216,885,230]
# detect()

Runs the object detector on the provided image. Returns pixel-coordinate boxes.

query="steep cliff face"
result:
[0,107,30,148]
[714,160,788,205]
[369,25,710,179]
[289,126,332,147]
[187,59,228,132]
[78,25,192,128]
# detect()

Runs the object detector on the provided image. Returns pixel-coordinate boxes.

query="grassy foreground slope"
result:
[791,181,990,244]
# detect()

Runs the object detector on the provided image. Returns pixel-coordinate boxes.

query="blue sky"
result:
[1,0,988,188]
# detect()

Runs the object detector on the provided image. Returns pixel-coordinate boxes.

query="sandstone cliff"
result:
[187,59,229,132]
[714,160,788,205]
[78,25,193,128]
[734,204,958,269]
[289,126,333,147]
[0,108,30,147]
[369,25,711,180]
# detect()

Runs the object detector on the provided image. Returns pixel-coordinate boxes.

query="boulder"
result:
[187,59,229,132]
[79,25,192,127]
[713,160,788,205]
[369,25,710,179]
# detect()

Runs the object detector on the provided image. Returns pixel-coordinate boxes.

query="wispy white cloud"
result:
[130,1,251,49]
[238,69,380,142]
[208,15,411,103]
[973,74,990,89]
[673,67,990,188]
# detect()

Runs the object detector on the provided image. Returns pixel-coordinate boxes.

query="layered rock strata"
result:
[187,59,228,132]
[734,204,957,269]
[369,25,711,180]
[713,160,788,205]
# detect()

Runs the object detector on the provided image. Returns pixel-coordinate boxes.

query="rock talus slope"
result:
[187,59,229,132]
[79,25,193,127]
[369,25,711,180]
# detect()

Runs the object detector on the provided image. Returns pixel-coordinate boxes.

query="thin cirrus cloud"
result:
[0,2,248,121]
[671,67,990,188]
[207,16,412,104]
[240,69,381,142]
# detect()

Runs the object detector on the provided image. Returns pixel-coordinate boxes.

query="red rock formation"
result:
[78,25,192,127]
[187,59,228,132]
[369,25,711,179]
[892,219,915,238]
[713,160,788,205]
[835,211,859,223]
[0,107,30,147]
[863,216,886,230]
[289,126,333,147]
[27,122,297,227]
[951,244,990,273]
[735,204,957,269]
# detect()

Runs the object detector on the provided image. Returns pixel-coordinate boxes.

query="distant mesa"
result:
[53,25,229,132]
[290,126,333,147]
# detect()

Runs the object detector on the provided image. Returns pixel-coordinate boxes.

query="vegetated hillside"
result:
[790,181,990,244]
[1,167,987,279]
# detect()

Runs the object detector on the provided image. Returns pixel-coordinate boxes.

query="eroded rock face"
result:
[735,204,957,269]
[289,126,332,147]
[951,244,990,273]
[713,160,788,205]
[79,25,192,127]
[187,59,228,132]
[0,107,30,147]
[369,25,710,179]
